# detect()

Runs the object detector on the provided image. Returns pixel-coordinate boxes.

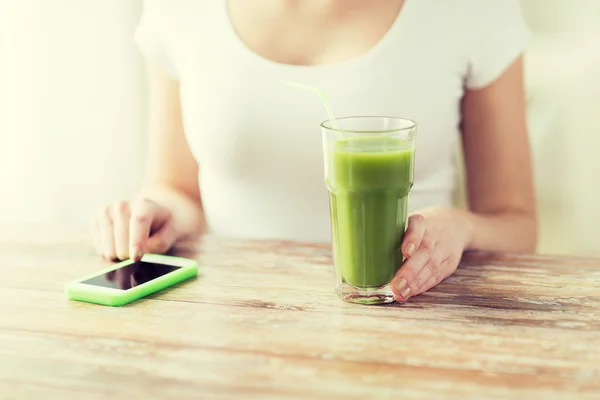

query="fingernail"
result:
[394,278,407,293]
[131,247,142,261]
[405,243,415,256]
[401,287,412,299]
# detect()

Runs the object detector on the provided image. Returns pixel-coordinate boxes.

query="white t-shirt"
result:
[133,0,531,242]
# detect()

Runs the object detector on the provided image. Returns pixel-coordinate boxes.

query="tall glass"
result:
[322,117,416,304]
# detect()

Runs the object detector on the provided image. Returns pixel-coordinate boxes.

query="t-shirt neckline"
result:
[220,0,415,74]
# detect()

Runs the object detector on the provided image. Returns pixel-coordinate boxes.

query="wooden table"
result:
[1,228,599,399]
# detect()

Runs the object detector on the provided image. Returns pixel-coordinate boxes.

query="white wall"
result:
[520,0,600,255]
[1,0,599,255]
[0,0,148,226]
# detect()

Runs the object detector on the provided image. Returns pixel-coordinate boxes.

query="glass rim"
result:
[320,116,417,134]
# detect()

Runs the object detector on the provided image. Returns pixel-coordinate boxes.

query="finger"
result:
[415,256,454,296]
[392,227,443,302]
[98,208,117,261]
[112,201,131,260]
[129,199,159,261]
[146,218,178,255]
[411,253,448,296]
[410,239,449,292]
[401,214,427,258]
[391,247,430,302]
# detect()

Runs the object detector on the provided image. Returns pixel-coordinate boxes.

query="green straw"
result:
[281,79,339,130]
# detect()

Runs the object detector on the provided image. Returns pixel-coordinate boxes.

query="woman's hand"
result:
[391,206,473,302]
[90,198,180,262]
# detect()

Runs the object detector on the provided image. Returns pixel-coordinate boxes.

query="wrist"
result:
[453,208,475,250]
[140,185,205,237]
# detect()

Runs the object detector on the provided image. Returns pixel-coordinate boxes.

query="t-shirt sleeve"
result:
[133,0,179,78]
[465,0,531,89]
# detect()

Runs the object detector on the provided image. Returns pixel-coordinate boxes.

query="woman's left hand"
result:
[391,206,473,302]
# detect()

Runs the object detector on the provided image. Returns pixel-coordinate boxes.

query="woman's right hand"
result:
[90,198,180,262]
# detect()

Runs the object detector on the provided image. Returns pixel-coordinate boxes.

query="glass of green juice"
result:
[321,116,416,305]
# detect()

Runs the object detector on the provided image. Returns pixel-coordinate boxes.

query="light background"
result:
[1,1,599,255]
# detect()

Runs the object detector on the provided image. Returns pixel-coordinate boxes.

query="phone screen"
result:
[81,261,182,290]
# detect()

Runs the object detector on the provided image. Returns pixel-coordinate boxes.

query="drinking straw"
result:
[281,80,339,131]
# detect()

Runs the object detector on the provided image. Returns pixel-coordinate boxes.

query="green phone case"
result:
[64,254,198,306]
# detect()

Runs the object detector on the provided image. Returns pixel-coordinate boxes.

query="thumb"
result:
[145,218,179,255]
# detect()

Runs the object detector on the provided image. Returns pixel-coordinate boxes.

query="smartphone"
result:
[65,254,198,306]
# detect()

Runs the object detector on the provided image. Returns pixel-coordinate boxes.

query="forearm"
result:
[457,208,537,253]
[139,184,205,237]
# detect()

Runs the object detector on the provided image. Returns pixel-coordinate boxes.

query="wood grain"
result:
[0,228,599,399]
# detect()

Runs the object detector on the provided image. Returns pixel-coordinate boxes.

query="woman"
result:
[90,0,537,302]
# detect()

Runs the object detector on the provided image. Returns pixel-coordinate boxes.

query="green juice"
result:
[327,136,414,288]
